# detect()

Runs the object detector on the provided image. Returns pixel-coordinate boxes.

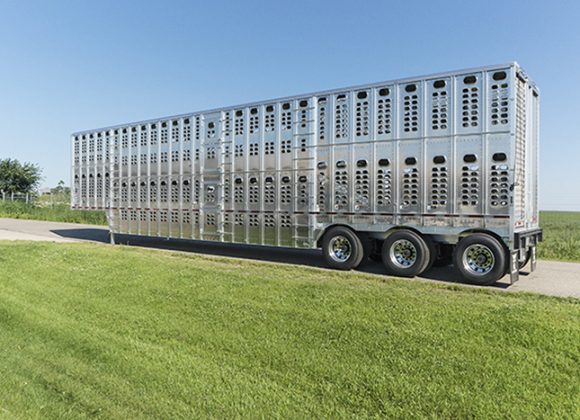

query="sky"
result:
[0,0,579,210]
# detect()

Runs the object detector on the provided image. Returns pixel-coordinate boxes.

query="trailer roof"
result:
[72,62,535,137]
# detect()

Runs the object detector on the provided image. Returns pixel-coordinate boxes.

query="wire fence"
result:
[0,191,34,203]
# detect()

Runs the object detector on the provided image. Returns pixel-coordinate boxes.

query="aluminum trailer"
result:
[72,62,541,285]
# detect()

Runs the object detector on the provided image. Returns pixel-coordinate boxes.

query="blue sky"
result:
[0,0,579,210]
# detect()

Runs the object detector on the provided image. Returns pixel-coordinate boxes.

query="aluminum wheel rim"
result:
[329,235,352,263]
[389,239,417,268]
[462,244,495,275]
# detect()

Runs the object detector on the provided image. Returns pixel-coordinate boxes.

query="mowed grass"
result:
[0,242,578,418]
[538,211,580,262]
[0,202,106,225]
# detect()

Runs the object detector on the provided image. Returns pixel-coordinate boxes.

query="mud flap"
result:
[510,250,520,284]
[530,246,537,272]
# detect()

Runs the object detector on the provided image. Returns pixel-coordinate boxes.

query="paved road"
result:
[1,218,578,298]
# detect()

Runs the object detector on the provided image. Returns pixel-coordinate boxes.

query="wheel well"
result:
[457,229,509,253]
[317,225,428,248]
[316,224,367,248]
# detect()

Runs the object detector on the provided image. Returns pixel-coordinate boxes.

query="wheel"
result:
[424,237,437,272]
[453,233,507,285]
[381,230,431,277]
[321,226,364,270]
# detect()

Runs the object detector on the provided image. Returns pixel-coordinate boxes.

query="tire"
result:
[381,230,431,277]
[453,233,507,285]
[321,226,364,270]
[424,237,437,272]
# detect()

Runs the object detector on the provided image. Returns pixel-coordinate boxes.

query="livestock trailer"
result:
[72,62,541,285]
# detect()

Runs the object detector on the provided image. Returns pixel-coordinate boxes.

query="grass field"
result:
[0,201,106,225]
[0,242,577,418]
[537,211,580,261]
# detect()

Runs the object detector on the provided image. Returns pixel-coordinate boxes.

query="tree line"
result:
[0,158,42,194]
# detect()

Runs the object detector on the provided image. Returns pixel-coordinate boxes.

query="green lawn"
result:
[538,211,580,261]
[0,242,578,418]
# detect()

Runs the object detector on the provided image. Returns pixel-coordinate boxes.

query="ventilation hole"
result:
[318,97,326,103]
[265,176,273,183]
[249,177,257,184]
[208,122,215,129]
[378,88,389,96]
[281,176,290,183]
[493,152,507,162]
[183,180,189,185]
[299,100,308,107]
[493,71,507,81]
[235,110,243,117]
[282,103,290,110]
[266,105,274,112]
[234,178,242,184]
[172,120,178,126]
[433,155,446,164]
[356,159,368,168]
[250,108,258,115]
[405,157,417,165]
[317,161,327,169]
[405,84,417,93]
[336,160,347,168]
[184,118,189,124]
[161,122,166,128]
[299,175,307,182]
[433,80,446,89]
[378,158,390,167]
[464,75,477,84]
[357,91,367,99]
[464,154,477,163]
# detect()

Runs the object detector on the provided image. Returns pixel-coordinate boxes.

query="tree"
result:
[51,180,70,195]
[0,158,42,194]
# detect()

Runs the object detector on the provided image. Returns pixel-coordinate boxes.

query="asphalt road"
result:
[1,217,578,298]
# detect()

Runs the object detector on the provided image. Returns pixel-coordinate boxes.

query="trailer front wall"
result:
[72,64,537,249]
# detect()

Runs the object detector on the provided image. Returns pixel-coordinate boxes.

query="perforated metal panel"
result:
[72,63,539,251]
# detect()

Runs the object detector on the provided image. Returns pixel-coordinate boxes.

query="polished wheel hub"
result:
[329,235,352,262]
[389,239,417,268]
[463,244,495,275]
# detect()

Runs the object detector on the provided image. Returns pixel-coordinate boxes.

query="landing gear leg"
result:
[107,210,115,245]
